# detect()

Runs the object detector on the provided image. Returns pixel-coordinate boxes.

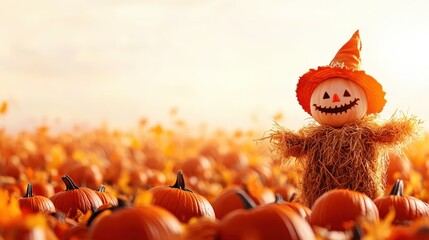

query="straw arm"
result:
[372,114,422,145]
[269,129,307,159]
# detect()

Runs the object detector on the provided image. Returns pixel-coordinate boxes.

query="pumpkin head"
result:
[50,175,103,220]
[88,204,182,240]
[19,183,56,214]
[218,190,315,240]
[147,170,215,223]
[310,77,368,127]
[374,179,429,225]
[297,30,386,116]
[310,189,379,231]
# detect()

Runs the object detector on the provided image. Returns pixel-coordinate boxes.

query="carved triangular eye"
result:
[323,92,330,99]
[343,90,351,97]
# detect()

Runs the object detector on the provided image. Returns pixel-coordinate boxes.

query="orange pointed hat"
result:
[296,30,386,115]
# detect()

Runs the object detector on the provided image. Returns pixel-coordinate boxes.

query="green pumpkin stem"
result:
[170,170,192,192]
[236,190,257,209]
[97,185,106,192]
[24,183,34,198]
[390,179,404,196]
[62,175,80,191]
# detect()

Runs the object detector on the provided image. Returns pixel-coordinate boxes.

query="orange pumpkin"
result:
[179,155,212,179]
[374,179,429,225]
[218,190,315,240]
[273,193,311,221]
[233,168,261,186]
[249,162,274,186]
[95,185,118,206]
[199,143,220,160]
[310,189,379,231]
[219,152,249,170]
[147,170,215,223]
[19,183,56,214]
[0,156,23,179]
[88,205,182,240]
[273,184,297,203]
[144,153,166,171]
[50,175,103,220]
[212,187,248,219]
[146,168,167,187]
[31,181,55,198]
[21,152,47,170]
[386,153,411,187]
[66,163,103,189]
[128,167,149,189]
[212,185,276,219]
[243,181,275,206]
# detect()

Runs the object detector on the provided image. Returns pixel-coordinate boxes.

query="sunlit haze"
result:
[1,0,429,133]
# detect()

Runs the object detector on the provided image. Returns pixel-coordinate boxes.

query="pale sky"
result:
[1,0,429,133]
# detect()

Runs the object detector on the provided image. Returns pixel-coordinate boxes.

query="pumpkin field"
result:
[3,0,429,239]
[0,110,429,240]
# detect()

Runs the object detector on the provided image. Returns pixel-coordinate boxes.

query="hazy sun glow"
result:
[1,0,429,133]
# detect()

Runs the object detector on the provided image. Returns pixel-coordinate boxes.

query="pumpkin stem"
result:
[87,198,129,227]
[62,175,80,191]
[170,170,192,192]
[390,179,404,196]
[351,224,365,240]
[236,190,257,209]
[289,192,297,202]
[97,185,106,192]
[274,193,285,204]
[117,198,129,208]
[24,183,33,198]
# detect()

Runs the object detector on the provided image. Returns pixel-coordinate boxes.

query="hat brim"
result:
[296,66,386,115]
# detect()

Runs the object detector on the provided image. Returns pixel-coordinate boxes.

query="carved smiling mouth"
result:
[313,98,360,115]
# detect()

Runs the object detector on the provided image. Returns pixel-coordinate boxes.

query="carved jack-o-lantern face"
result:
[310,78,368,127]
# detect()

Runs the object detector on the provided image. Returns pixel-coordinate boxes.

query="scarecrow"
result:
[270,30,421,207]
